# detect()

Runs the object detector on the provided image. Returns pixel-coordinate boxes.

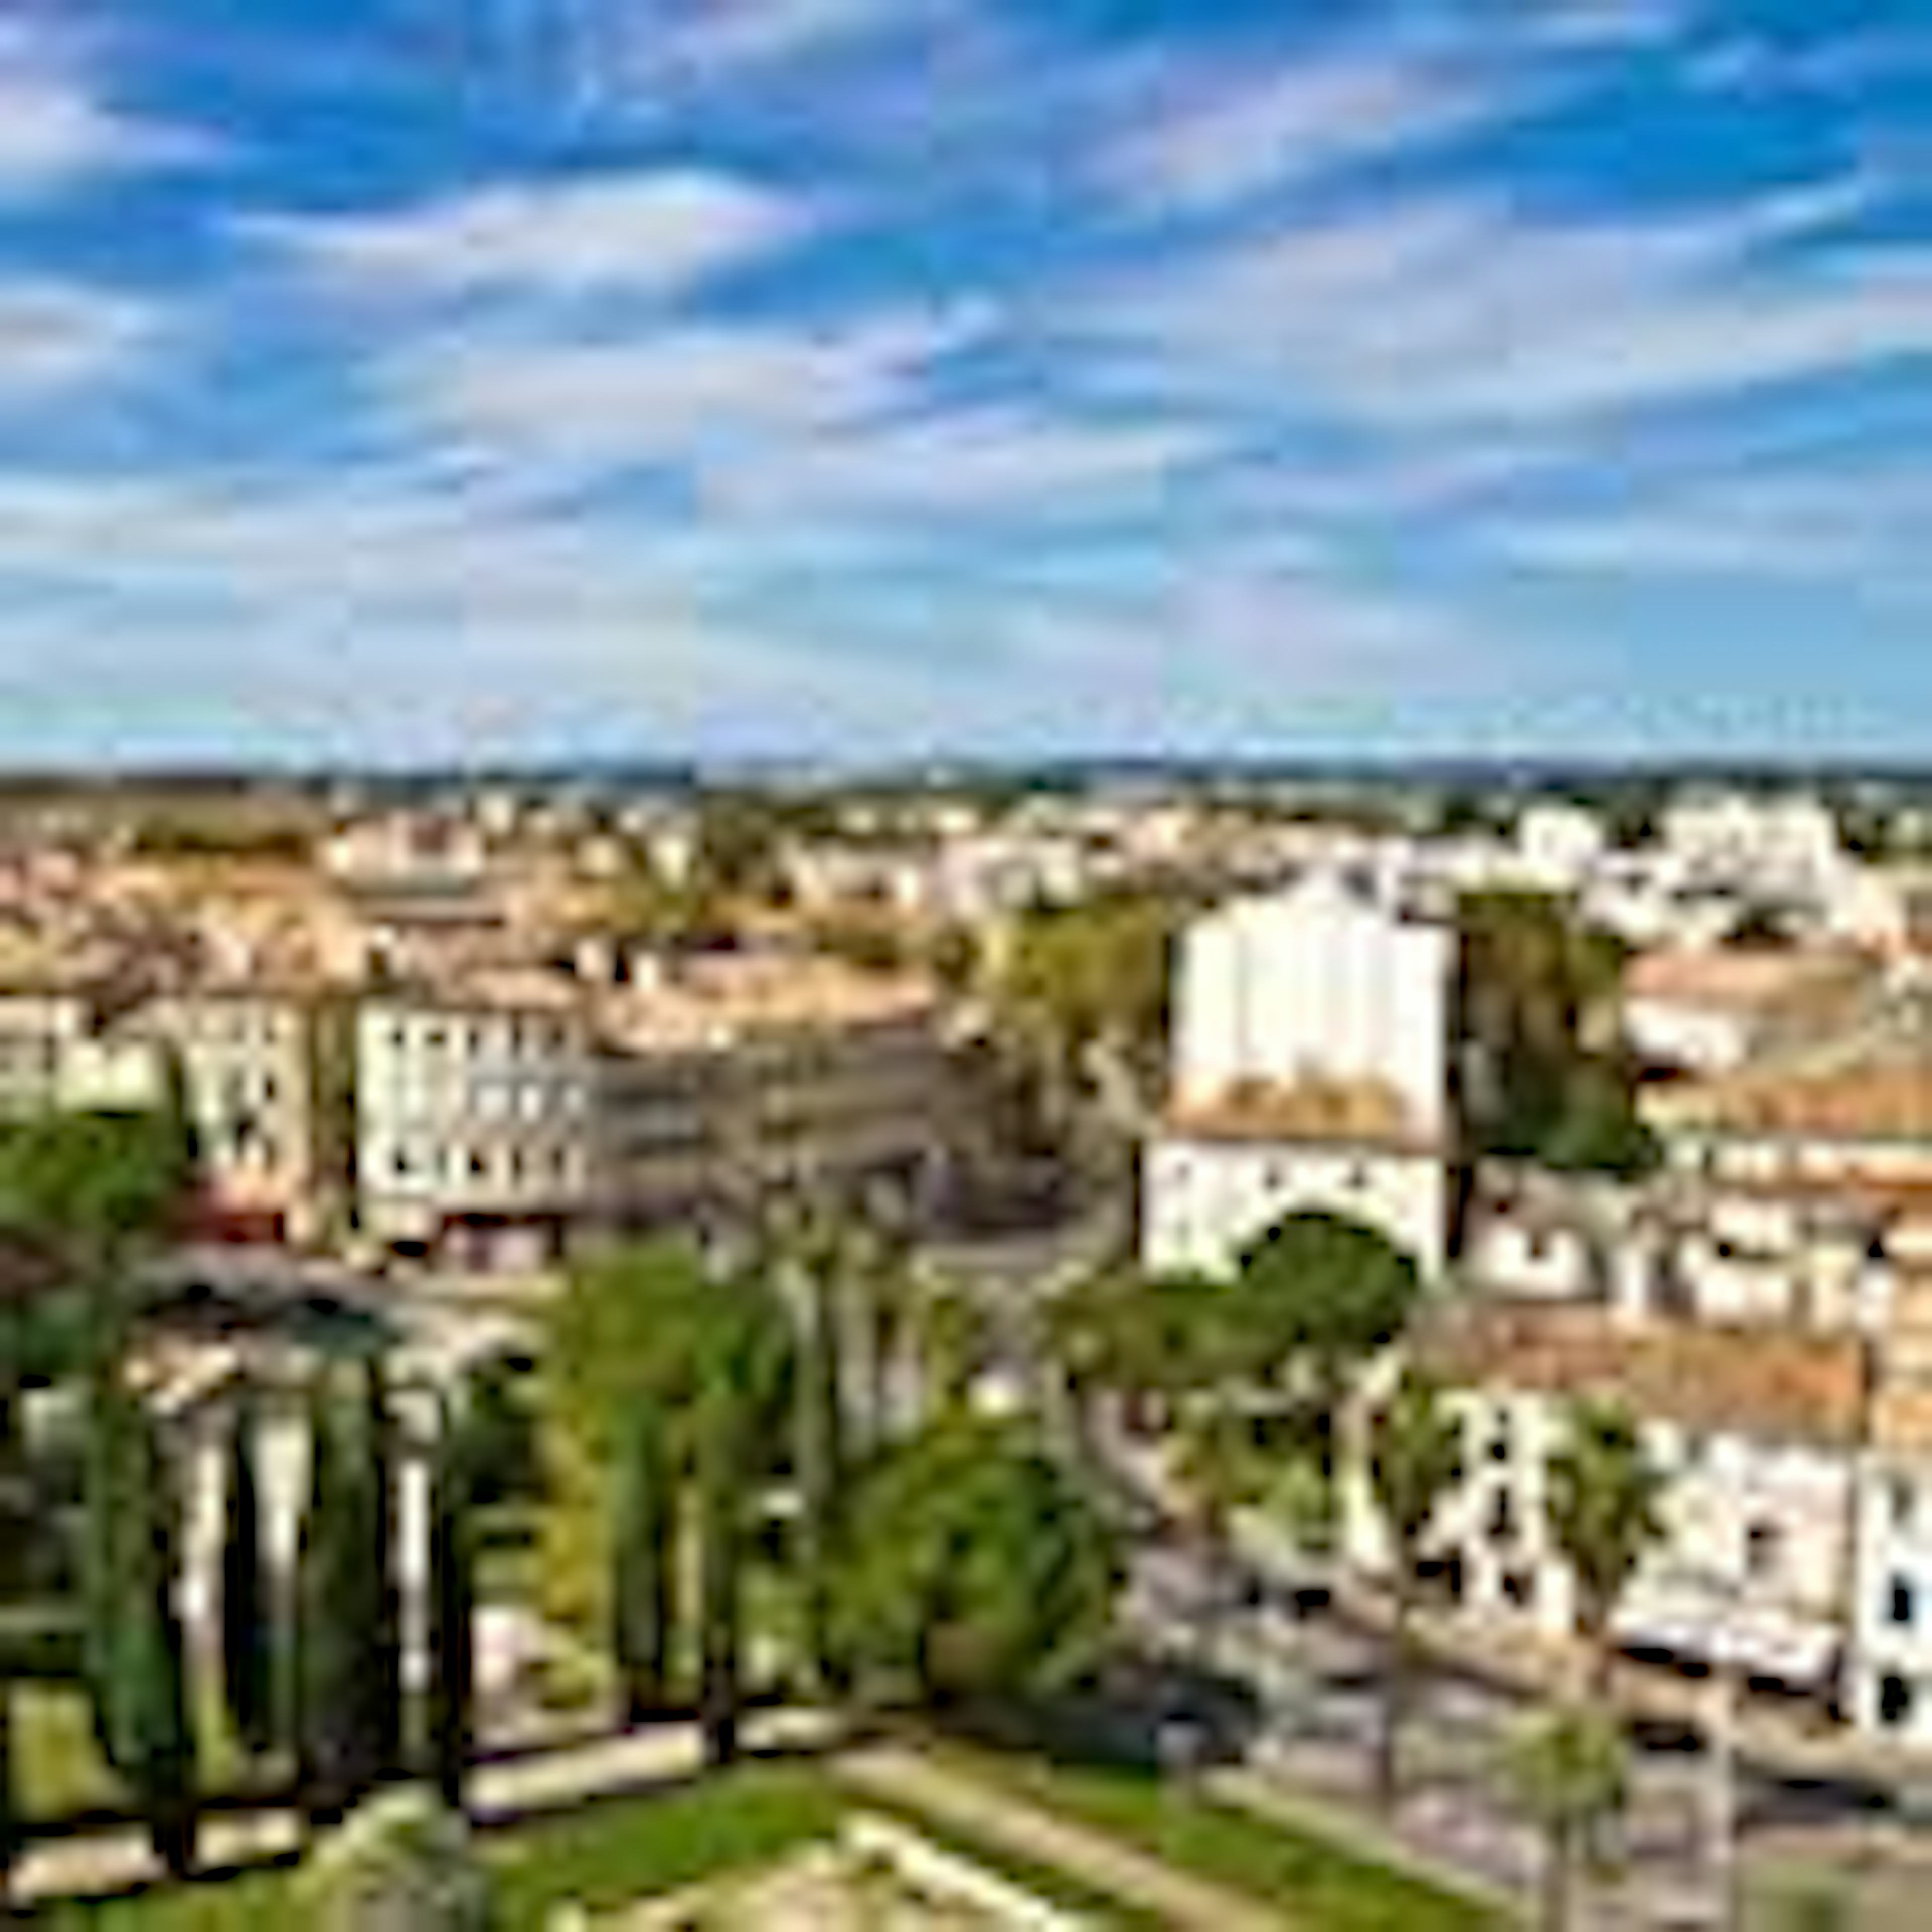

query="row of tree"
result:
[537,1221,1117,1765]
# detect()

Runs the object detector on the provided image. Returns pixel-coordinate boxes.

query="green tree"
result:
[1458,891,1651,1176]
[1544,1398,1666,1696]
[83,1365,195,1873]
[297,1379,384,1820]
[781,1211,848,1695]
[427,1403,474,1811]
[1237,1213,1422,1484]
[222,1393,275,1758]
[361,1363,403,1780]
[1366,1369,1462,1805]
[536,1241,719,1640]
[831,1419,1118,1711]
[695,1369,747,1768]
[1502,1704,1629,1932]
[610,1401,674,1722]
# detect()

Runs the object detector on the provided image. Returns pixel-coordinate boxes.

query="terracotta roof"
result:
[1661,1065,1932,1142]
[1626,946,1869,1014]
[1417,1300,1868,1447]
[1166,1074,1438,1151]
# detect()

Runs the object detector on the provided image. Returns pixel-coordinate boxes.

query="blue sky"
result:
[3,0,1932,766]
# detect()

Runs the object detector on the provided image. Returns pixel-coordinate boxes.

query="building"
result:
[353,969,594,1268]
[1144,874,1456,1277]
[592,950,958,1231]
[134,986,344,1245]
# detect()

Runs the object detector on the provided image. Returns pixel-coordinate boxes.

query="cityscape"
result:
[4,2,1932,1929]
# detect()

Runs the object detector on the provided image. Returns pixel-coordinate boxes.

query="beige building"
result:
[592,951,957,1230]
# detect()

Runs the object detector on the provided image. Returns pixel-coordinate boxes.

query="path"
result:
[835,1743,1285,1931]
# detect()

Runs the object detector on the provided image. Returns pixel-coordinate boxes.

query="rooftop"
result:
[1418,1300,1867,1447]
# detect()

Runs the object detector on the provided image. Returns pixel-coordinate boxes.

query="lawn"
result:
[934,1738,1499,1932]
[30,1759,1153,1930]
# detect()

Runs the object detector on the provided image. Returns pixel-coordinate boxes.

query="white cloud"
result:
[1105,36,1529,217]
[377,304,986,489]
[704,403,1220,520]
[0,21,209,201]
[0,280,167,403]
[1083,172,1922,430]
[253,167,808,301]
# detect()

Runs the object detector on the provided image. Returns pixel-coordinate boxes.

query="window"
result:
[1527,1229,1550,1264]
[1745,1522,1780,1580]
[1892,1577,1915,1627]
[1488,1487,1517,1543]
[1490,1415,1511,1463]
[1501,1570,1535,1609]
[1882,1675,1914,1728]
[1892,1476,1916,1531]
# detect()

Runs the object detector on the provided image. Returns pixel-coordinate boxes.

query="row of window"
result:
[372,1018,574,1061]
[378,1141,584,1190]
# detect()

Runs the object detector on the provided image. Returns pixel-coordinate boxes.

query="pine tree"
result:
[296,1380,378,1820]
[123,1400,195,1876]
[362,1361,403,1778]
[427,1400,475,1812]
[794,1251,845,1695]
[695,1373,745,1769]
[222,1394,274,1757]
[611,1400,674,1722]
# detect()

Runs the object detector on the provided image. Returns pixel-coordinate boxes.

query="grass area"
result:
[27,1754,1198,1930]
[934,1738,1499,1932]
[14,1682,252,1825]
[858,1795,1167,1931]
[35,1764,843,1930]
[14,1683,120,1820]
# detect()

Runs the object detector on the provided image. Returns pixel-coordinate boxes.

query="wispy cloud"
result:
[1103,31,1533,218]
[0,279,168,403]
[0,19,210,201]
[1083,169,1918,431]
[250,166,810,302]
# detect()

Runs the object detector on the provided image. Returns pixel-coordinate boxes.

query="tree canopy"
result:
[831,1419,1118,1709]
[1458,891,1654,1177]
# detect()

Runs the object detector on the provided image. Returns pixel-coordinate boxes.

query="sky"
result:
[2,0,1932,768]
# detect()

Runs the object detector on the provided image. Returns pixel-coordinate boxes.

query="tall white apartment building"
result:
[1143,873,1456,1278]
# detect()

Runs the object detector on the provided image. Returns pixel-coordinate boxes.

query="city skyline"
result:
[2,0,1930,765]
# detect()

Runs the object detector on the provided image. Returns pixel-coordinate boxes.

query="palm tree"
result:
[1502,1703,1628,1932]
[1168,1402,1265,1670]
[1367,1368,1462,1806]
[1543,1398,1665,1696]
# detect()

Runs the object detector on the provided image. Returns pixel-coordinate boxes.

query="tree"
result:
[695,1371,746,1768]
[1458,892,1651,1176]
[296,1378,386,1820]
[610,1401,674,1722]
[781,1211,848,1695]
[831,1419,1118,1711]
[426,1402,474,1811]
[222,1392,275,1758]
[1544,1398,1666,1696]
[1167,1402,1267,1667]
[1237,1213,1422,1483]
[911,1268,993,1421]
[82,1364,195,1874]
[361,1362,403,1780]
[1366,1369,1462,1805]
[536,1241,723,1640]
[1502,1704,1629,1932]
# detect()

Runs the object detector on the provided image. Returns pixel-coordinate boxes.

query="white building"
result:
[1144,875,1455,1277]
